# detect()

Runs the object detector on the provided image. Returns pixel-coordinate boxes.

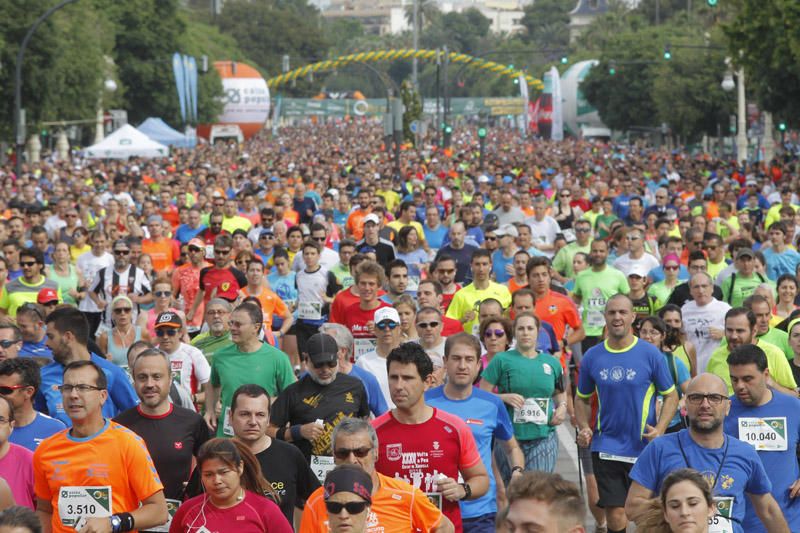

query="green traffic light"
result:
[478,128,487,138]
[560,56,568,65]
[609,67,616,75]
[779,123,787,131]
[707,0,718,5]
[445,126,453,134]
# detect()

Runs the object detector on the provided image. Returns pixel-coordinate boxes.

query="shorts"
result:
[591,453,633,509]
[462,513,496,533]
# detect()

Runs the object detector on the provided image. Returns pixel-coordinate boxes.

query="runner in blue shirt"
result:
[575,294,678,533]
[426,333,525,533]
[625,373,789,533]
[724,344,800,532]
[35,307,138,426]
[0,358,65,450]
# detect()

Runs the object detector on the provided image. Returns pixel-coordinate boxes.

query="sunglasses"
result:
[154,291,171,298]
[214,249,231,255]
[113,307,132,314]
[663,265,679,271]
[20,261,37,267]
[0,340,19,349]
[312,236,326,242]
[416,321,440,329]
[376,321,398,330]
[0,384,26,395]
[114,250,130,256]
[484,329,506,338]
[155,329,180,337]
[325,501,369,515]
[188,246,203,253]
[485,236,497,241]
[313,361,337,369]
[332,446,373,460]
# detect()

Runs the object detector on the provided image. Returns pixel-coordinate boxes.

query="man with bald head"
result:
[626,373,790,532]
[575,294,678,533]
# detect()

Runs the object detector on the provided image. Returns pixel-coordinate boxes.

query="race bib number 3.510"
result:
[58,486,112,528]
[738,417,788,451]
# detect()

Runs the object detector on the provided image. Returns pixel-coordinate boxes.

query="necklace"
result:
[114,325,134,350]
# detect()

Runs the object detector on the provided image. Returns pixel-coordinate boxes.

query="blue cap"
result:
[502,176,513,184]
[269,176,280,182]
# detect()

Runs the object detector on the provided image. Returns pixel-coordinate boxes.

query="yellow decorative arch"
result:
[267,48,544,90]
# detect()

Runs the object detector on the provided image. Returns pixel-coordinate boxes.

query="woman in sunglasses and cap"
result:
[323,464,373,533]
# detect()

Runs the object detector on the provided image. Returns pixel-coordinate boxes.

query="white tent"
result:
[85,124,169,159]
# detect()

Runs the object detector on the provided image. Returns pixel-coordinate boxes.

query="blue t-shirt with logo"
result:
[577,338,675,458]
[9,411,66,451]
[19,338,53,360]
[35,353,139,426]
[724,391,800,532]
[631,430,772,533]
[425,386,513,519]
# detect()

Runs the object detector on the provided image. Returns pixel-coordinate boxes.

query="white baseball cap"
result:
[374,307,400,324]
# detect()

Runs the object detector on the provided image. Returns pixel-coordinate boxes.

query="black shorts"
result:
[591,453,633,509]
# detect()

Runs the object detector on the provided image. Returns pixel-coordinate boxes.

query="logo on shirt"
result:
[174,442,183,450]
[720,474,734,490]
[386,443,402,461]
[610,366,625,382]
[303,394,322,408]
[548,305,557,315]
[626,369,637,381]
[466,418,484,425]
[543,364,552,375]
[345,392,354,403]
[432,441,440,450]
[221,282,231,292]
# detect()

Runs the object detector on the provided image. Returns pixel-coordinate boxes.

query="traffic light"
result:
[560,56,568,65]
[609,62,616,75]
[444,125,453,135]
[663,45,672,60]
[707,0,718,5]
[779,122,787,132]
[478,127,487,138]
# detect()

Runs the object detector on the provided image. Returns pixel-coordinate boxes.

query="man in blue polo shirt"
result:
[575,294,678,533]
[35,307,138,426]
[625,373,789,533]
[426,332,525,533]
[724,344,800,532]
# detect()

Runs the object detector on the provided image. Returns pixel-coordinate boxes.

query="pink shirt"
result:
[170,490,292,533]
[0,443,34,508]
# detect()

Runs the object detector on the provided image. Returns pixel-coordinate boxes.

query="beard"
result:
[689,415,723,434]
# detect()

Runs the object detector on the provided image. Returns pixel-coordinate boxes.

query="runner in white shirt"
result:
[76,231,114,315]
[154,311,210,400]
[681,272,731,372]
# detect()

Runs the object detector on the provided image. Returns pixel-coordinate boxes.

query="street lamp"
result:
[721,60,748,163]
[94,77,118,144]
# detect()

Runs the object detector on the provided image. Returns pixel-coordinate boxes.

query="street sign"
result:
[409,120,419,133]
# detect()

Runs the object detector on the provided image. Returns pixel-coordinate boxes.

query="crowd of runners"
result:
[0,122,795,532]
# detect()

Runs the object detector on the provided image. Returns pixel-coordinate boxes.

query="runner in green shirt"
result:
[204,301,296,437]
[551,219,593,283]
[720,249,771,308]
[190,298,234,365]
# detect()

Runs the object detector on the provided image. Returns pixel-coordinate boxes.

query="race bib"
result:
[205,245,214,260]
[425,492,442,510]
[58,486,112,528]
[407,275,420,292]
[170,359,185,386]
[222,407,234,437]
[298,302,323,320]
[562,228,576,243]
[354,339,377,362]
[311,455,335,484]
[147,499,181,532]
[585,310,605,328]
[513,398,550,425]
[738,417,788,451]
[708,496,734,533]
[598,452,637,464]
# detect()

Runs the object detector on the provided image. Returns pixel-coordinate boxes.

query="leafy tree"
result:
[519,0,572,49]
[724,0,800,123]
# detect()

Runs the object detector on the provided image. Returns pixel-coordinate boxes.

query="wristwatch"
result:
[110,515,122,533]
[460,482,472,500]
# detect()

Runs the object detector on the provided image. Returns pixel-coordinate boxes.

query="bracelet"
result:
[290,425,303,442]
[511,466,524,474]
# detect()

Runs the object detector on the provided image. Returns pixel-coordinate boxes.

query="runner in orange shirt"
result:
[142,215,180,273]
[33,360,168,533]
[238,259,293,347]
[299,417,450,533]
[527,256,585,347]
[346,190,372,241]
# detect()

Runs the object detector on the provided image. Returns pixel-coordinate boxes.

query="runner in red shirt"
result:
[431,257,460,312]
[187,234,246,324]
[339,261,391,360]
[372,343,489,532]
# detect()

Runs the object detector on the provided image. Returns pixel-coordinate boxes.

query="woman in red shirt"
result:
[170,439,292,533]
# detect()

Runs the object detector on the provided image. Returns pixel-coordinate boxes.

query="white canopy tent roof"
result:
[85,124,169,159]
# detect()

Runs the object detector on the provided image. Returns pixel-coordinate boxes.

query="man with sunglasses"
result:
[416,307,446,375]
[187,234,247,324]
[269,333,369,472]
[0,248,60,319]
[626,373,790,533]
[299,417,453,533]
[87,239,152,331]
[355,307,403,410]
[171,238,209,336]
[0,358,65,451]
[154,312,210,404]
[0,324,22,363]
[254,228,277,267]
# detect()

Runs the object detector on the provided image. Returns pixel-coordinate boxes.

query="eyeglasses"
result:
[114,250,130,256]
[376,321,398,330]
[325,501,369,515]
[575,228,591,233]
[20,261,37,267]
[206,309,228,316]
[0,384,26,395]
[113,307,132,314]
[313,361,337,369]
[59,384,104,394]
[214,249,231,255]
[416,321,440,329]
[155,329,180,337]
[0,417,9,425]
[0,339,19,350]
[188,246,203,253]
[154,291,172,298]
[333,446,373,460]
[484,329,506,338]
[685,393,728,406]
